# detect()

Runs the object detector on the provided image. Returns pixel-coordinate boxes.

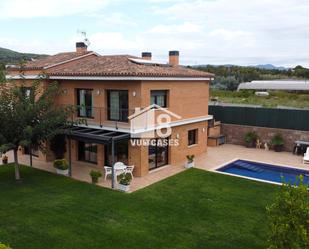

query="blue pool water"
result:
[217,160,309,185]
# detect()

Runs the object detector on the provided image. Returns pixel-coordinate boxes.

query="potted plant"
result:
[244,131,258,148]
[271,133,284,152]
[117,173,132,192]
[185,155,195,168]
[53,159,69,175]
[2,155,8,165]
[90,170,102,184]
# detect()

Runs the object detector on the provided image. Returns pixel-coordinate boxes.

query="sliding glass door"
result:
[78,142,97,164]
[77,89,93,118]
[148,139,169,170]
[107,90,128,122]
[104,140,129,166]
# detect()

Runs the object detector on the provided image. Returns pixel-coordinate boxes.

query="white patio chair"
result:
[104,166,112,180]
[125,165,135,179]
[303,147,309,164]
[114,162,126,176]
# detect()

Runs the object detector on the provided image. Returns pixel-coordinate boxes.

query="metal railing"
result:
[65,105,135,129]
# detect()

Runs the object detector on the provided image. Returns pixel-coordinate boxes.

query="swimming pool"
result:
[216,160,309,185]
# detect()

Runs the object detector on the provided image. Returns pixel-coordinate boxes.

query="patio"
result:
[1,144,308,192]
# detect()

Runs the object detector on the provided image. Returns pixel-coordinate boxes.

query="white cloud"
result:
[0,37,72,54]
[89,32,138,51]
[147,22,202,34]
[148,0,309,66]
[0,0,110,18]
[1,0,309,67]
[91,12,137,27]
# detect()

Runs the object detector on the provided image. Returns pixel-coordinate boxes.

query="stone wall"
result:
[221,123,309,152]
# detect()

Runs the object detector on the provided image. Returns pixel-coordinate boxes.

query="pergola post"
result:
[66,127,130,186]
[111,138,115,189]
[68,138,72,177]
[29,143,33,167]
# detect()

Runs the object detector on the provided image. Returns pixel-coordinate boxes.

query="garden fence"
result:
[209,105,309,131]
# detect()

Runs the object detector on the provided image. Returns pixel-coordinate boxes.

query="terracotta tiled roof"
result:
[7,51,94,70]
[46,55,214,78]
[7,52,214,78]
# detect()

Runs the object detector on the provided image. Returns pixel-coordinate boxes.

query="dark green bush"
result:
[267,176,309,249]
[244,131,258,147]
[118,173,132,186]
[53,159,69,170]
[270,134,284,146]
[90,170,102,184]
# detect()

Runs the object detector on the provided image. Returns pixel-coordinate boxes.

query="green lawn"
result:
[0,164,279,249]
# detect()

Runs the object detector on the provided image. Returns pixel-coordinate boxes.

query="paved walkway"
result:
[196,144,308,171]
[1,144,307,192]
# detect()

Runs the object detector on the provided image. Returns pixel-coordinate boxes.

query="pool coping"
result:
[210,158,309,186]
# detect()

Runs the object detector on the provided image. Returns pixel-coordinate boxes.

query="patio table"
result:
[113,163,126,183]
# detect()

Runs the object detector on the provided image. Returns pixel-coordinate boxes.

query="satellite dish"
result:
[77,30,90,47]
[84,38,90,47]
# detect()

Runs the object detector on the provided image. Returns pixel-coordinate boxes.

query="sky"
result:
[0,0,309,67]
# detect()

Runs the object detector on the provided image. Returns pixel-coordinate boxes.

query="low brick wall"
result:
[221,123,309,152]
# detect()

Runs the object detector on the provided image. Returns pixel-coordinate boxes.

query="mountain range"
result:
[253,64,288,71]
[193,64,289,71]
[0,47,290,71]
[0,47,47,64]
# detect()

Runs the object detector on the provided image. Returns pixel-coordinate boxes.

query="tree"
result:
[0,63,5,83]
[294,65,309,79]
[195,64,309,91]
[0,79,70,180]
[266,176,309,249]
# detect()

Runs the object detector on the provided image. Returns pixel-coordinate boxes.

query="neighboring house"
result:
[5,42,214,177]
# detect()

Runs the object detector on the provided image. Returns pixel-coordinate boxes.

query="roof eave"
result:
[6,74,214,81]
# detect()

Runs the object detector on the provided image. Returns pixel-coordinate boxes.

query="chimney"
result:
[76,42,87,54]
[169,50,179,66]
[142,52,152,60]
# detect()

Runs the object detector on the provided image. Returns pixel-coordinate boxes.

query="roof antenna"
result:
[77,30,90,47]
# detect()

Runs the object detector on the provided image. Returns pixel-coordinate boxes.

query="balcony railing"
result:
[66,105,135,129]
[63,105,185,131]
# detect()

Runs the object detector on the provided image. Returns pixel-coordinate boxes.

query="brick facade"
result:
[7,46,212,178]
[25,79,211,177]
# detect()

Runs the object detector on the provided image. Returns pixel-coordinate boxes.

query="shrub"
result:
[53,159,69,170]
[0,242,12,249]
[270,134,284,146]
[266,176,309,249]
[90,170,102,184]
[244,131,258,147]
[186,155,195,163]
[270,134,284,152]
[118,173,132,186]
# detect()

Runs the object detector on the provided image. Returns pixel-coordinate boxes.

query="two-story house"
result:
[6,42,214,178]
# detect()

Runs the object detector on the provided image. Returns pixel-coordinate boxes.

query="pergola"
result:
[66,126,130,188]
